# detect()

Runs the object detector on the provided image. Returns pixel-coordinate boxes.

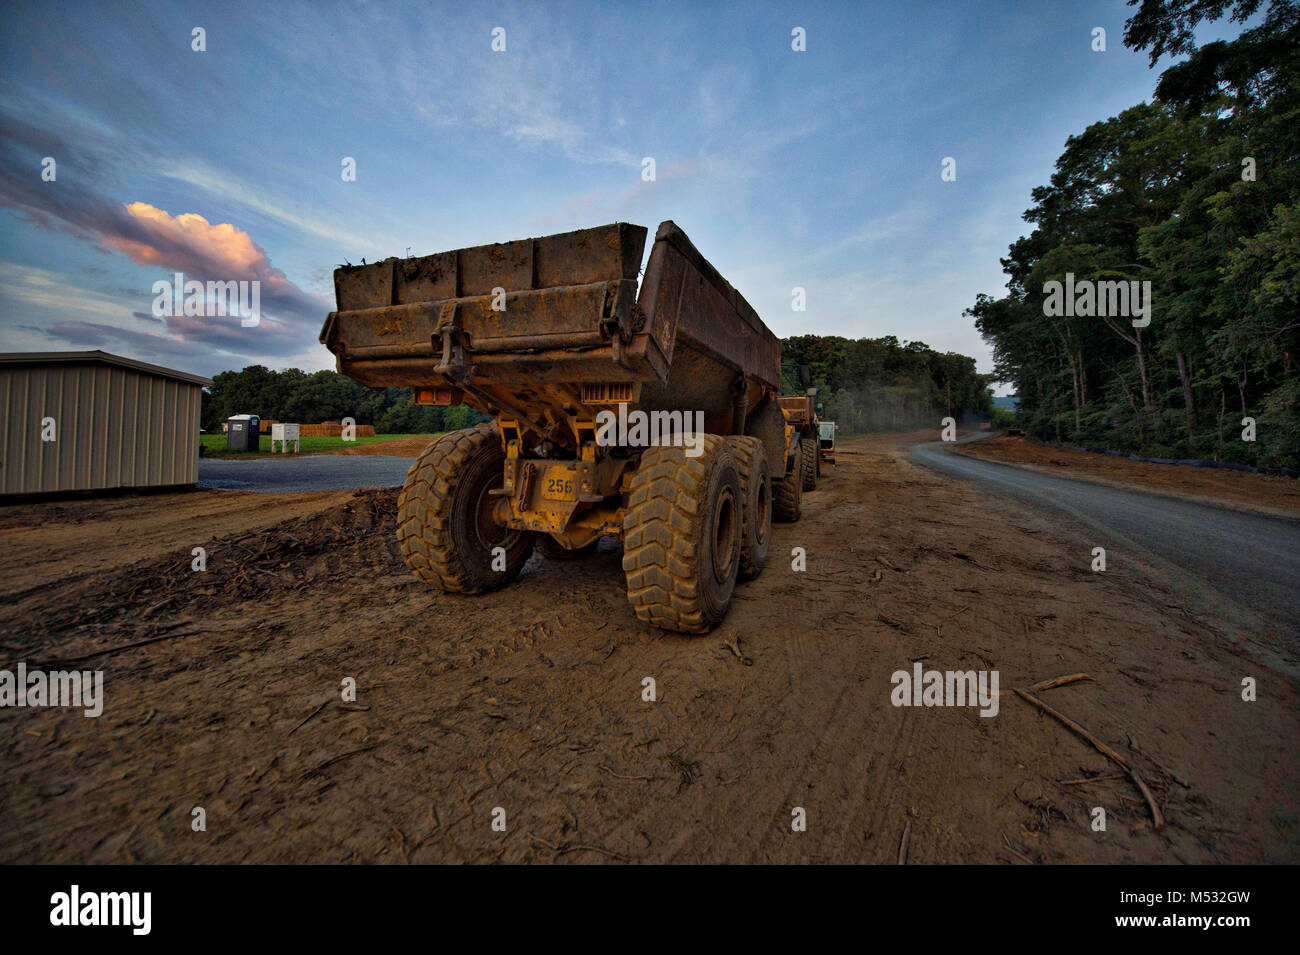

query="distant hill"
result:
[992,395,1019,411]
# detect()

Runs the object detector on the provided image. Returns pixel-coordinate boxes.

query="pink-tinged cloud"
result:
[0,113,327,364]
[106,202,266,271]
[103,202,305,303]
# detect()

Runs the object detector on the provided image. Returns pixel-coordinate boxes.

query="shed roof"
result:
[0,350,213,388]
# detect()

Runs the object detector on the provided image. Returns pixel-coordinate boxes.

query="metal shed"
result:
[0,350,212,495]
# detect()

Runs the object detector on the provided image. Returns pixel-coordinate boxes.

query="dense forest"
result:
[781,335,991,432]
[202,333,990,437]
[968,0,1299,467]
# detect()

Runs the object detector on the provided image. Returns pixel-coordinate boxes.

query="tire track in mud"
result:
[596,467,907,863]
[759,468,931,864]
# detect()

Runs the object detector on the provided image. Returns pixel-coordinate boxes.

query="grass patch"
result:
[200,433,431,458]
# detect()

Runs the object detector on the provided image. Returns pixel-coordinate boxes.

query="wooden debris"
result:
[599,765,655,781]
[1013,688,1164,830]
[527,830,628,862]
[1027,673,1093,693]
[289,700,330,734]
[897,818,911,865]
[1057,773,1125,786]
[1001,830,1033,865]
[721,632,752,666]
[41,624,205,667]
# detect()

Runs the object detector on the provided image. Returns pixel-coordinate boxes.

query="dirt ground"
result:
[326,436,435,457]
[955,435,1300,518]
[2,432,1296,864]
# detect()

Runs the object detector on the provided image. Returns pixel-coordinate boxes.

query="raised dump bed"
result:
[321,220,811,633]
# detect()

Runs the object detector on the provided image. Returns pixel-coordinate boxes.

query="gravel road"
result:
[911,437,1300,636]
[199,455,415,492]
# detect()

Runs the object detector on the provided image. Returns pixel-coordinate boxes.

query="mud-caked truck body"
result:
[778,393,822,491]
[320,221,807,633]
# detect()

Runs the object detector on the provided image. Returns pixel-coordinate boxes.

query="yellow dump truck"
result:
[778,392,821,491]
[320,221,807,633]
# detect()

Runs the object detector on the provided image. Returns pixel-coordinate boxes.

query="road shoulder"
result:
[953,435,1300,520]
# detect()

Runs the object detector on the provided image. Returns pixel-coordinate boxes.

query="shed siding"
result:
[1,363,204,494]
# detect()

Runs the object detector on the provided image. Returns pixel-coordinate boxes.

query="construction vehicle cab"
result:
[818,419,837,464]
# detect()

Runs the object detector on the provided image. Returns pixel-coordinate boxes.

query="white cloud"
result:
[0,262,136,320]
[160,159,399,253]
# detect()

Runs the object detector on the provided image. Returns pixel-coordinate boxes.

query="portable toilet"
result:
[226,414,260,451]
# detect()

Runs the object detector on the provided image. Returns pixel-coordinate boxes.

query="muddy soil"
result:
[2,434,1296,863]
[0,489,355,599]
[955,435,1300,518]
[325,436,434,457]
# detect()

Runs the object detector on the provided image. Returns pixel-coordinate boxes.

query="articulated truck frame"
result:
[321,221,808,633]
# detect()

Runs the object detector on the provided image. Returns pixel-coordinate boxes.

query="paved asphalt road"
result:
[910,437,1300,636]
[198,455,415,493]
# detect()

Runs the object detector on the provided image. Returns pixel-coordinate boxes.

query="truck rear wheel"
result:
[622,435,742,633]
[726,435,771,580]
[801,430,818,491]
[743,398,788,488]
[773,439,803,522]
[397,428,533,593]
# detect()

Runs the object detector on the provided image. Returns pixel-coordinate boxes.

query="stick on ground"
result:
[1013,688,1164,830]
[993,673,1094,697]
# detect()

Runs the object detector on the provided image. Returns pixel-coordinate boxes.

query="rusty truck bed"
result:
[320,221,781,446]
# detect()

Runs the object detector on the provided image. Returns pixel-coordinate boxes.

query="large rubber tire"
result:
[536,536,600,560]
[622,435,742,633]
[773,438,803,522]
[726,435,771,581]
[800,429,818,491]
[743,398,788,487]
[397,428,533,593]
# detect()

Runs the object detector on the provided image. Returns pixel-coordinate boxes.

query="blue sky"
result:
[0,0,1250,388]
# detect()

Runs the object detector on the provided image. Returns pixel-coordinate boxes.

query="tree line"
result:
[201,331,992,438]
[199,366,486,434]
[968,0,1299,467]
[781,334,991,433]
